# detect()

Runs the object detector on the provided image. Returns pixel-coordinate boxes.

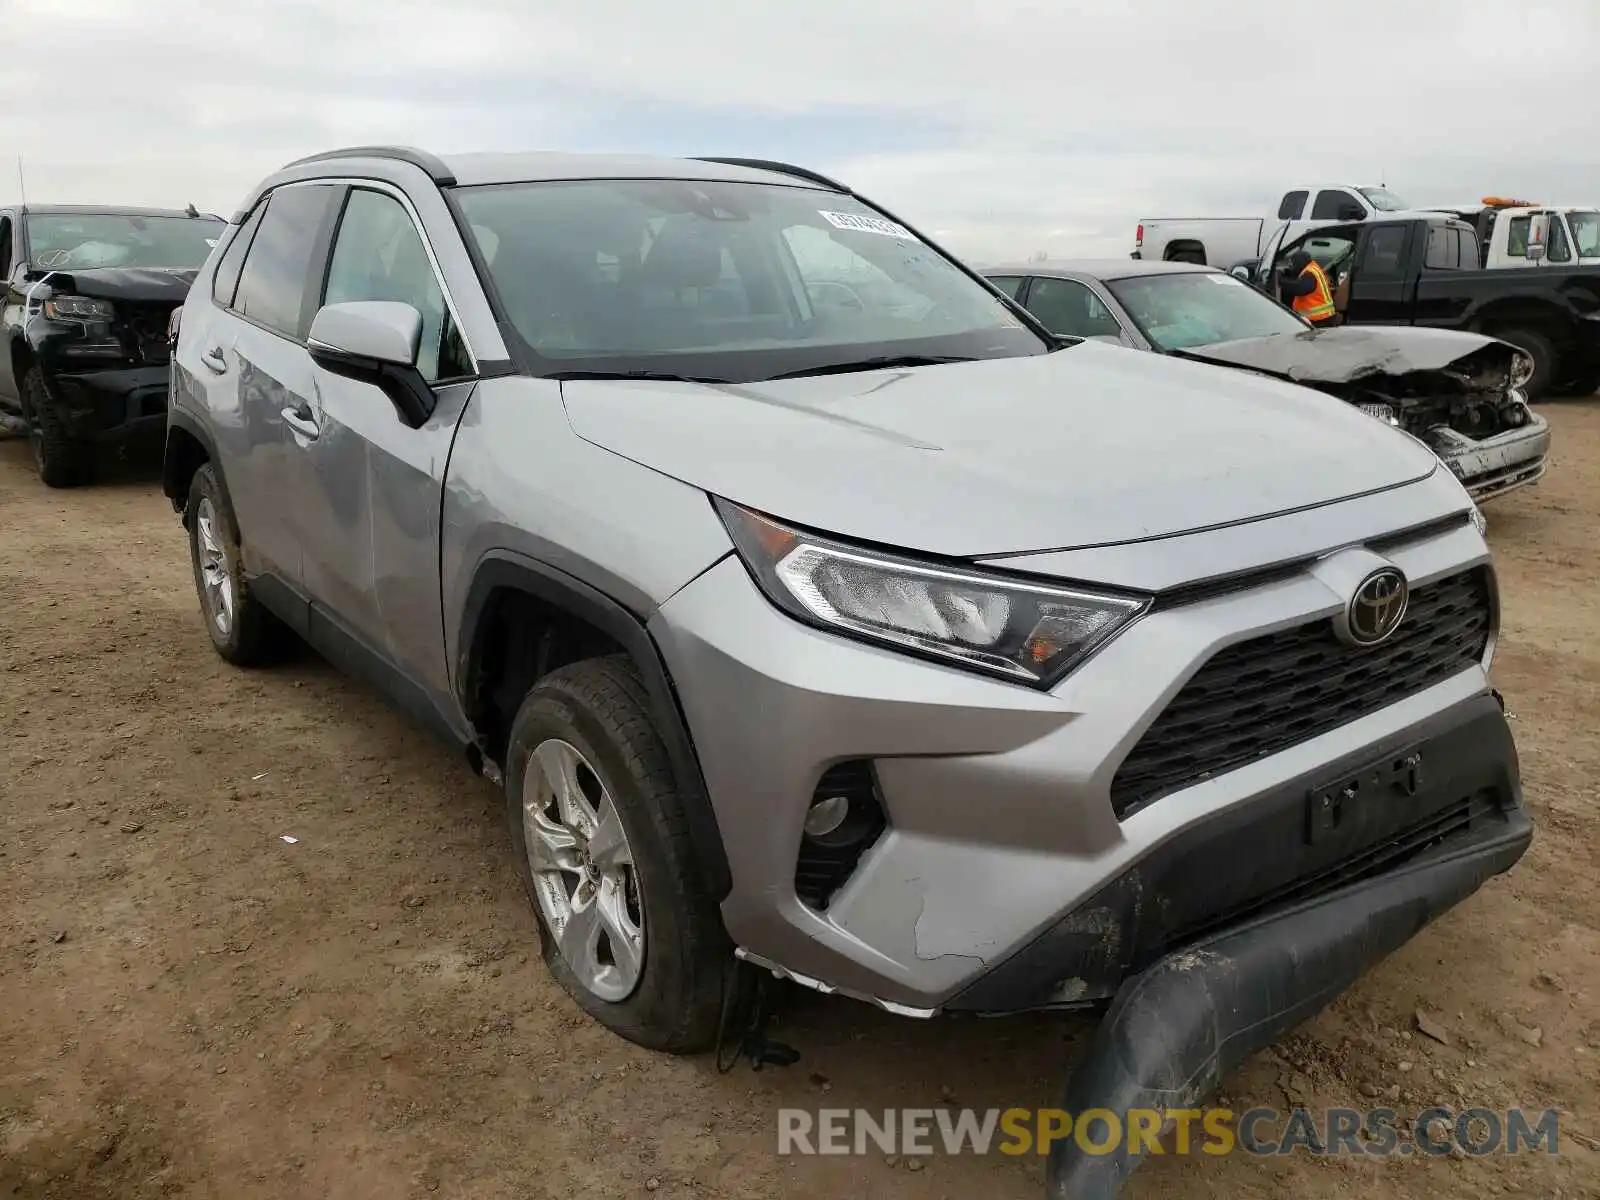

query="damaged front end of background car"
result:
[1177,328,1552,505]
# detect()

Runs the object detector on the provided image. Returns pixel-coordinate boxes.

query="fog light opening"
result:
[803,794,851,839]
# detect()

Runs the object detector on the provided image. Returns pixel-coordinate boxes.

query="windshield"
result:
[1568,211,1600,258]
[1106,271,1307,352]
[25,213,223,271]
[1358,187,1408,212]
[454,179,1048,381]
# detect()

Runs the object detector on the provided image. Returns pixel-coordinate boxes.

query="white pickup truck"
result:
[1134,184,1452,268]
[1464,202,1600,269]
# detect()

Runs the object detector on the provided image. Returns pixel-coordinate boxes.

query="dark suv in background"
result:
[0,203,223,486]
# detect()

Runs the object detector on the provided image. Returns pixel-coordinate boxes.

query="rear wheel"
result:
[1167,247,1206,265]
[1491,329,1558,401]
[185,462,293,665]
[24,369,95,488]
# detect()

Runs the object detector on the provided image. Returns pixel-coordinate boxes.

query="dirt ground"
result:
[2,403,1598,1200]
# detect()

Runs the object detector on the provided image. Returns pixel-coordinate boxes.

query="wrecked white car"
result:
[983,258,1551,504]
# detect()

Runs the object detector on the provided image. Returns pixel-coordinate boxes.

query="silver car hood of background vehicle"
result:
[1170,325,1516,386]
[559,340,1440,557]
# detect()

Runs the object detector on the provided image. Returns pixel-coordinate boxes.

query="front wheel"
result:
[24,369,95,488]
[505,655,728,1053]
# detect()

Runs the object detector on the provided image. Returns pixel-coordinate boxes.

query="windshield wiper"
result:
[543,369,729,383]
[763,354,980,381]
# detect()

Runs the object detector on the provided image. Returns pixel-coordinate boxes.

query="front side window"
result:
[1569,212,1600,258]
[1358,225,1407,276]
[1311,189,1360,220]
[1106,271,1307,352]
[322,188,471,381]
[232,184,343,339]
[986,274,1025,300]
[1023,277,1124,338]
[24,212,224,271]
[1547,218,1571,264]
[454,178,1048,381]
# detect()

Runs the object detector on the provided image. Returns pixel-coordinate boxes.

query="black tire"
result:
[1492,329,1558,401]
[23,368,95,488]
[505,655,729,1053]
[184,462,293,665]
[1167,247,1205,265]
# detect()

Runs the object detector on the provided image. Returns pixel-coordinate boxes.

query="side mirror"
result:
[1230,265,1252,280]
[1526,213,1550,263]
[1338,205,1366,221]
[307,301,435,427]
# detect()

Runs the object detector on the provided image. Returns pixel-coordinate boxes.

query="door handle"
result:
[281,406,320,440]
[200,346,228,374]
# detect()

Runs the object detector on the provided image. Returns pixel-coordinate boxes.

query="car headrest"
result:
[639,220,725,291]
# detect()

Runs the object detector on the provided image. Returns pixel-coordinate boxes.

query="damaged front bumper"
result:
[1427,412,1552,504]
[39,362,170,443]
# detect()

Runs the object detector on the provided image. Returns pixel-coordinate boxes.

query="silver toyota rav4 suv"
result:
[165,146,1529,1187]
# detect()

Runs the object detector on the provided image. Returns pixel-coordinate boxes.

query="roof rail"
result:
[691,156,848,193]
[280,145,456,186]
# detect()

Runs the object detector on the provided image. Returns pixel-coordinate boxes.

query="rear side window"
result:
[1506,216,1529,257]
[1277,191,1308,220]
[211,205,265,308]
[1424,226,1466,270]
[232,184,342,339]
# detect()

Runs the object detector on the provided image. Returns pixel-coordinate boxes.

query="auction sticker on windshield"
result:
[820,211,916,240]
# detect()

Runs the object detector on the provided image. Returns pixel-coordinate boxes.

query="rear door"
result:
[203,183,344,599]
[295,183,477,705]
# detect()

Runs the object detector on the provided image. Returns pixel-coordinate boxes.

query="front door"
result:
[295,185,477,706]
[1344,223,1416,326]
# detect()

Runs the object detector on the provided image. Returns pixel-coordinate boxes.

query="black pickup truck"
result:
[0,203,224,486]
[1243,216,1600,398]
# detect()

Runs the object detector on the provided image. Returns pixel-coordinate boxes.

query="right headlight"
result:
[1508,350,1535,390]
[714,498,1150,688]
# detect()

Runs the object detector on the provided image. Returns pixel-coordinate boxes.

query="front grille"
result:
[1153,789,1503,959]
[1110,567,1493,820]
[118,301,178,364]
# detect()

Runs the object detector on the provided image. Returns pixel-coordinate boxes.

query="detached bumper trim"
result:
[1045,805,1531,1198]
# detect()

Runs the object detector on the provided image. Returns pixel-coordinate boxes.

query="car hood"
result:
[1171,326,1515,387]
[559,342,1440,558]
[35,267,200,304]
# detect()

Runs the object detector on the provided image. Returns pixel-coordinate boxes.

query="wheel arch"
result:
[1164,240,1207,264]
[456,551,732,900]
[162,410,226,519]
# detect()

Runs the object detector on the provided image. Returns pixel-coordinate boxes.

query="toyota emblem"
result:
[1340,567,1409,647]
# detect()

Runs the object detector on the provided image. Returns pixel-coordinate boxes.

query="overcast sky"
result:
[5,0,1598,260]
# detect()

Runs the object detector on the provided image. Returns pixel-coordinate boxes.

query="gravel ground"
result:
[2,401,1597,1199]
